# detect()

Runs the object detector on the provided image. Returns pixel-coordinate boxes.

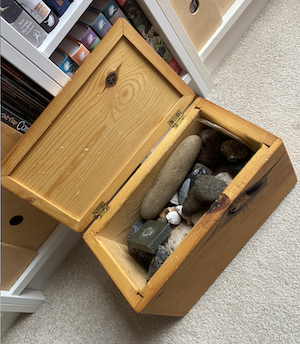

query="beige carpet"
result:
[3,0,299,343]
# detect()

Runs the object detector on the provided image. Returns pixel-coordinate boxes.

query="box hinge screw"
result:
[168,111,185,128]
[93,202,109,219]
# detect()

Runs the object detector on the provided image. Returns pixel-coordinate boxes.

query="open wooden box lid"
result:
[1,19,195,233]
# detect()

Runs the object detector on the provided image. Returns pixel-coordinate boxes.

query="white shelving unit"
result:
[1,0,269,336]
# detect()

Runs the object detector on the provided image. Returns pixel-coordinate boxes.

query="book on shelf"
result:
[2,77,48,116]
[90,0,128,25]
[1,59,54,104]
[2,95,38,124]
[2,63,52,113]
[1,58,53,132]
[43,0,71,17]
[1,0,47,48]
[68,22,101,51]
[49,49,79,77]
[1,104,31,134]
[79,8,112,39]
[14,0,59,33]
[115,0,181,75]
[58,36,90,66]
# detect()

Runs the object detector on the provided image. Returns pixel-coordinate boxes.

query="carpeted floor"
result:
[2,0,299,343]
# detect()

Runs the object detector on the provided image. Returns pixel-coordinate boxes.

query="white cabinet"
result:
[1,0,269,97]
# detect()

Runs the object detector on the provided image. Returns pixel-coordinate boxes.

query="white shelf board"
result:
[200,0,270,74]
[0,37,62,96]
[138,0,213,96]
[1,18,69,91]
[1,289,45,313]
[39,0,93,57]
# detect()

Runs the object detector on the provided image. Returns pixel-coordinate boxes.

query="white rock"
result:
[163,222,192,252]
[215,172,233,185]
[169,192,179,205]
[158,207,182,225]
[166,210,181,225]
[176,205,192,225]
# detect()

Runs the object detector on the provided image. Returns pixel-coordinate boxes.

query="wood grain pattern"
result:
[1,123,23,159]
[1,19,195,233]
[84,98,296,315]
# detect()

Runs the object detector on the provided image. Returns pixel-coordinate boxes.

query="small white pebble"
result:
[166,211,181,225]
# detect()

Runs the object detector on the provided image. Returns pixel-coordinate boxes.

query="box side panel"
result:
[1,243,38,291]
[136,139,296,316]
[197,98,277,150]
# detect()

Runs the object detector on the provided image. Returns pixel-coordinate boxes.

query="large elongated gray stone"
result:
[140,135,202,219]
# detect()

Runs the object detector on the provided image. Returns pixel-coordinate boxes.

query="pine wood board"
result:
[1,19,195,234]
[1,123,23,159]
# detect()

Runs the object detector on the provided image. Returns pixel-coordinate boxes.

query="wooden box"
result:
[1,19,296,316]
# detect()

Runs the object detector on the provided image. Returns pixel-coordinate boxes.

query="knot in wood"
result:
[105,72,117,88]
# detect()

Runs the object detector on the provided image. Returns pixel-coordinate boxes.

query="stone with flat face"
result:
[128,220,172,253]
[140,135,202,219]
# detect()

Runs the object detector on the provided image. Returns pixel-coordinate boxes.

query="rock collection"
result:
[127,127,251,280]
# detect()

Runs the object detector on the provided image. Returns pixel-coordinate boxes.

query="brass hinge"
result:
[93,202,109,219]
[168,110,185,128]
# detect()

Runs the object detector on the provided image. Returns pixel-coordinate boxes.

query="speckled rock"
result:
[183,175,227,215]
[178,167,208,204]
[196,128,225,170]
[147,245,171,281]
[140,135,202,219]
[220,139,249,162]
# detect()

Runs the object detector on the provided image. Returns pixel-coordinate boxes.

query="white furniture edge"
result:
[137,0,213,97]
[1,18,68,90]
[200,0,270,74]
[39,0,93,57]
[154,0,269,90]
[1,224,82,337]
[0,36,62,96]
[9,224,76,295]
[1,289,45,313]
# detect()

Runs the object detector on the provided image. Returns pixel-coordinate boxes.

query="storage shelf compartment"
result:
[38,0,93,57]
[0,22,68,93]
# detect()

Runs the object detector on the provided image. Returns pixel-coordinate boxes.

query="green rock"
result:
[128,220,172,254]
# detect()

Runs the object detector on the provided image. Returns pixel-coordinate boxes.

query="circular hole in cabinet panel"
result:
[190,0,199,14]
[9,215,24,226]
